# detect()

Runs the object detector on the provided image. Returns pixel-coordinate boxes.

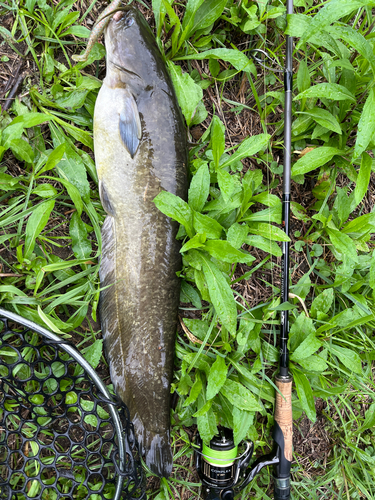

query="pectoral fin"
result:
[119,93,142,158]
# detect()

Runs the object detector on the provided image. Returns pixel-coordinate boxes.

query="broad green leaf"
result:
[76,76,102,91]
[55,90,89,111]
[182,0,205,30]
[247,222,290,242]
[79,149,98,184]
[175,48,255,75]
[32,184,57,198]
[0,173,22,191]
[2,123,24,147]
[183,371,202,407]
[167,61,203,126]
[76,42,106,67]
[217,169,235,203]
[211,116,225,169]
[10,139,34,163]
[328,344,362,375]
[292,114,313,137]
[193,212,223,239]
[36,144,66,175]
[326,228,358,262]
[294,83,355,102]
[227,223,248,249]
[196,394,218,443]
[12,112,52,128]
[180,281,202,308]
[289,313,316,352]
[297,108,341,135]
[298,354,328,372]
[291,202,310,223]
[180,233,206,252]
[220,379,263,412]
[242,169,263,204]
[297,0,367,47]
[188,163,210,212]
[342,213,375,234]
[187,0,229,36]
[311,289,334,318]
[354,89,375,159]
[241,206,281,224]
[63,25,91,38]
[198,253,237,335]
[359,403,375,432]
[57,118,93,150]
[293,274,311,301]
[245,235,282,257]
[69,212,92,260]
[204,191,242,215]
[291,368,316,422]
[83,339,103,369]
[232,407,254,446]
[220,134,270,169]
[183,318,212,342]
[329,25,375,76]
[251,192,281,207]
[335,187,354,226]
[292,147,343,176]
[58,178,83,217]
[203,240,255,264]
[50,124,90,202]
[330,308,360,329]
[354,152,372,205]
[290,333,321,362]
[206,355,227,400]
[154,191,194,238]
[24,200,55,258]
[297,59,311,93]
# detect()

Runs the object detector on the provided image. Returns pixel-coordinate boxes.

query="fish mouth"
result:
[110,61,142,80]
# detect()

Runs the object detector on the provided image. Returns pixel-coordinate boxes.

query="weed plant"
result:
[1,0,375,498]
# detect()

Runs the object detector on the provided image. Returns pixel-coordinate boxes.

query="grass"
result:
[1,0,375,498]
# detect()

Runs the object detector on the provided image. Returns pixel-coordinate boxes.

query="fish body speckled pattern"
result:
[72,0,122,62]
[93,8,188,477]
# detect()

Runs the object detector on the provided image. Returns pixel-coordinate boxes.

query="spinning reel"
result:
[195,426,290,500]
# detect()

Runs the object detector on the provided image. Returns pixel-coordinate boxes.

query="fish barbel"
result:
[93,7,188,477]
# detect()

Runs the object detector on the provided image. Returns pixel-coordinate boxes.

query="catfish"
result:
[93,7,188,478]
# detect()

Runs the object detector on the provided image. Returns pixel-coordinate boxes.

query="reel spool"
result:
[195,428,253,499]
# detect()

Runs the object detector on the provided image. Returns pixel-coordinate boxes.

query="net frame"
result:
[0,307,145,500]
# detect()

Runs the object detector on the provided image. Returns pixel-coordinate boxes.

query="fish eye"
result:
[125,15,134,27]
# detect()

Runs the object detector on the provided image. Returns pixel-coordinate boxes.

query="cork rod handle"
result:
[274,376,293,461]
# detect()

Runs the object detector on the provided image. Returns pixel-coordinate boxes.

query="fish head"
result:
[104,7,162,89]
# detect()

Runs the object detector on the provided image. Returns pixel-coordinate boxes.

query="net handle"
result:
[0,307,125,500]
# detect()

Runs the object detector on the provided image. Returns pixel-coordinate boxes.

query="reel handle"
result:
[273,375,293,500]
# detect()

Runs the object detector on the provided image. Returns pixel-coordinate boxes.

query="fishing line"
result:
[0,308,145,500]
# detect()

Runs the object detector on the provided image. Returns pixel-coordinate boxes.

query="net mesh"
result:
[0,313,145,500]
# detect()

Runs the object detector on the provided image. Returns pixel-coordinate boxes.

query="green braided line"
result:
[72,0,122,62]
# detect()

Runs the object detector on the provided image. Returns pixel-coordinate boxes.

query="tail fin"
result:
[133,415,173,478]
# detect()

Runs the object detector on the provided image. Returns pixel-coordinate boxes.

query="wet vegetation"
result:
[1,0,375,498]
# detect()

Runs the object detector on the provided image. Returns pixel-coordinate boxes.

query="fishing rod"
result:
[195,1,294,498]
